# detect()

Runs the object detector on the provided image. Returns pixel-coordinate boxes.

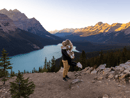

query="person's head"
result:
[62,39,73,50]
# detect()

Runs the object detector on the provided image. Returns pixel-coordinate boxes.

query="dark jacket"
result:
[61,49,76,66]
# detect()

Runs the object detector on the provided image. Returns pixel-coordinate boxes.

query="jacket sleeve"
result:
[62,50,70,59]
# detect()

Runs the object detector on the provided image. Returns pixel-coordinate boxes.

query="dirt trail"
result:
[0,71,130,98]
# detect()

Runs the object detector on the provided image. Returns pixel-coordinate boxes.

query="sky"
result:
[0,0,130,31]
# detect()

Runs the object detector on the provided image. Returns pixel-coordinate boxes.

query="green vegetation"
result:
[1,46,130,98]
[10,71,35,98]
[77,47,130,69]
[0,48,12,85]
[32,56,61,73]
[57,47,130,72]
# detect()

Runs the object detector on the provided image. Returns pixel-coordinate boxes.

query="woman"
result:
[61,39,82,81]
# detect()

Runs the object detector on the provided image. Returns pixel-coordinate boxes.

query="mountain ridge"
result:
[0,8,62,40]
[0,13,61,56]
[51,21,130,37]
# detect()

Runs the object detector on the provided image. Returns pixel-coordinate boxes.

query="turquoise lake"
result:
[9,43,79,73]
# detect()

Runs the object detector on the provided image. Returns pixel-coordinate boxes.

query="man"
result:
[61,39,82,81]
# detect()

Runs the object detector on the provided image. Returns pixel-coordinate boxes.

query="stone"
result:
[71,79,83,84]
[91,69,97,74]
[109,71,115,74]
[119,64,129,69]
[123,70,130,74]
[102,94,109,98]
[108,74,114,79]
[111,67,115,71]
[86,67,93,74]
[82,67,90,72]
[119,74,126,80]
[118,85,121,87]
[115,75,119,79]
[125,60,130,64]
[97,64,106,71]
[75,73,79,76]
[86,70,91,74]
[98,81,102,83]
[94,76,98,80]
[92,80,95,83]
[98,76,103,80]
[82,72,87,75]
[125,91,130,93]
[103,68,111,75]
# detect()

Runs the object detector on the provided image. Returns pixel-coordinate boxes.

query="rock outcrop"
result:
[0,13,16,33]
[81,60,130,85]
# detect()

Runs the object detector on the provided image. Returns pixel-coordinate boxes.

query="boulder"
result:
[123,70,130,74]
[71,79,83,84]
[103,68,111,75]
[119,74,127,80]
[115,66,125,72]
[91,69,97,74]
[82,67,90,72]
[86,67,93,74]
[102,94,109,98]
[119,64,129,69]
[98,76,104,80]
[97,64,106,71]
[92,80,95,83]
[109,71,115,74]
[111,67,115,71]
[125,60,130,65]
[115,75,119,79]
[108,74,114,79]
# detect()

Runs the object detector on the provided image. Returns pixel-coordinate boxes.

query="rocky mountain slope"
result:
[52,22,130,44]
[0,8,61,40]
[50,28,76,34]
[1,60,130,98]
[52,22,130,36]
[0,13,61,56]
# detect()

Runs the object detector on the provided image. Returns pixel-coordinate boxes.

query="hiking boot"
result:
[66,75,71,79]
[63,77,67,81]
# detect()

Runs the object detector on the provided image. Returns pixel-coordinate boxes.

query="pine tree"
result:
[0,48,12,85]
[10,66,16,77]
[50,56,56,72]
[10,71,35,98]
[99,50,104,64]
[0,69,4,78]
[43,57,48,72]
[38,66,43,73]
[79,50,87,69]
[44,57,47,69]
[47,61,51,72]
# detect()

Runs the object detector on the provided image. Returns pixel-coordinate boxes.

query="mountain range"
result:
[0,9,62,56]
[51,22,130,44]
[0,8,61,40]
[1,8,130,56]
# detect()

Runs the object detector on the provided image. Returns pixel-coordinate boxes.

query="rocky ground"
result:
[1,61,130,98]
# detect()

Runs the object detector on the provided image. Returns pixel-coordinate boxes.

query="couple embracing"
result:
[61,39,82,81]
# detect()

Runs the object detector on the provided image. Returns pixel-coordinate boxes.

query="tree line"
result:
[0,47,130,97]
[75,47,130,70]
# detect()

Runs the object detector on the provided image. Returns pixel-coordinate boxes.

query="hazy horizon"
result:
[0,0,130,31]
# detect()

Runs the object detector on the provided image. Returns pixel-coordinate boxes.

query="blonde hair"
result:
[62,39,73,50]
